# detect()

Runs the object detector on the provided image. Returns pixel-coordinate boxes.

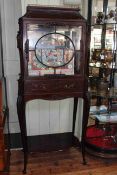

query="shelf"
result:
[90,112,117,123]
[89,88,117,98]
[89,64,115,69]
[91,23,117,30]
[86,125,117,154]
[90,105,107,114]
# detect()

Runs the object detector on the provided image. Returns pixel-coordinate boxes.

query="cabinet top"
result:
[22,5,85,21]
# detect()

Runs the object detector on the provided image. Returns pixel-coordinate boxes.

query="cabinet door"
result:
[25,23,85,76]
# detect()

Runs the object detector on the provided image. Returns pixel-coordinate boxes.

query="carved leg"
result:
[81,94,90,165]
[17,96,28,174]
[23,152,28,174]
[72,97,78,144]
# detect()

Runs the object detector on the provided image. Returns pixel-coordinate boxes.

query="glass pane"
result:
[35,33,75,68]
[27,24,55,50]
[27,24,82,76]
[56,26,82,50]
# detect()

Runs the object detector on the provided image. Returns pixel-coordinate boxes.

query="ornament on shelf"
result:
[105,7,117,23]
[96,12,105,24]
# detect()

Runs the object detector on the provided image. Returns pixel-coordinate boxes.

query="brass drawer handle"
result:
[32,84,47,90]
[64,84,74,89]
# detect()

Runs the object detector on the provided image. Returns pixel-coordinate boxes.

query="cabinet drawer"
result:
[25,79,84,94]
[59,80,83,91]
[26,81,58,92]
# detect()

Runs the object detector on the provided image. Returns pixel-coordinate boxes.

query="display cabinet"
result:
[17,6,89,173]
[86,0,117,158]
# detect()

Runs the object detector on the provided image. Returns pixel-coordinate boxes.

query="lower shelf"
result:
[85,124,117,158]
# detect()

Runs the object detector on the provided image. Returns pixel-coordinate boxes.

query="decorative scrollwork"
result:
[31,83,47,90]
[25,39,29,62]
[17,31,22,49]
[64,83,74,89]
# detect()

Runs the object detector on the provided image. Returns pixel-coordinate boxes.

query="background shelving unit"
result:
[86,0,117,158]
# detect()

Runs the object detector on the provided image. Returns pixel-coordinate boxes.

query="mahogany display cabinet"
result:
[17,6,89,173]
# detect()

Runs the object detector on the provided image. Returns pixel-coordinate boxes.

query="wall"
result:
[0,0,21,133]
[21,0,63,14]
[0,0,83,138]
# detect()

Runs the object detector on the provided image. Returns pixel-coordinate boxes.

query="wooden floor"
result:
[3,147,117,175]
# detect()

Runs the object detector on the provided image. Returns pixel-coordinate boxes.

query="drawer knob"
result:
[64,84,74,89]
[32,84,47,90]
